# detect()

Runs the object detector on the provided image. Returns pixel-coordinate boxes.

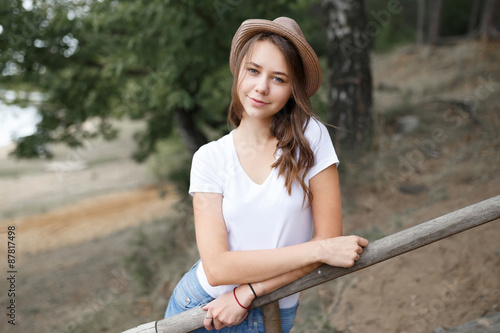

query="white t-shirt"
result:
[188,118,339,308]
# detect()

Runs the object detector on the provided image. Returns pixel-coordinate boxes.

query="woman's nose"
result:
[254,77,269,95]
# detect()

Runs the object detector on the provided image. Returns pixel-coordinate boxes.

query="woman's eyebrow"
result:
[247,61,289,77]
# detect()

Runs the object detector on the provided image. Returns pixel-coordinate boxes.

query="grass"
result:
[146,134,193,197]
[86,155,129,167]
[61,205,198,333]
[64,298,140,333]
[0,167,40,178]
[122,198,197,295]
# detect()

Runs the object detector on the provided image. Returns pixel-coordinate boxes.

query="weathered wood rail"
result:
[123,195,500,333]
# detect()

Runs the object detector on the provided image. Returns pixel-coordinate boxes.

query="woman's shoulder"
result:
[193,131,233,161]
[303,117,330,143]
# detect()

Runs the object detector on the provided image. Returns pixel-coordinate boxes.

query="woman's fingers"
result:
[357,236,369,247]
[203,313,214,331]
[203,304,213,330]
[318,235,370,268]
[203,313,226,331]
[213,318,226,330]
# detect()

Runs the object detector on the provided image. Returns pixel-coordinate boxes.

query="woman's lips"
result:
[248,96,269,107]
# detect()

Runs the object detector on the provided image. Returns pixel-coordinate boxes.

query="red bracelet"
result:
[233,287,250,310]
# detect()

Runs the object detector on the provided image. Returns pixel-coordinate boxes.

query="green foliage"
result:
[147,134,192,197]
[122,201,197,294]
[365,0,479,51]
[0,0,319,161]
[122,225,158,293]
[363,0,416,52]
[373,20,415,52]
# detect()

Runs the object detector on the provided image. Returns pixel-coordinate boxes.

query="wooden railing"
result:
[123,195,500,333]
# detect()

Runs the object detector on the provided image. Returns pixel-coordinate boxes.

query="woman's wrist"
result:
[235,284,256,307]
[255,282,266,295]
[310,239,326,264]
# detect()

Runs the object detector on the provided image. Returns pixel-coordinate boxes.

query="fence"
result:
[123,195,500,333]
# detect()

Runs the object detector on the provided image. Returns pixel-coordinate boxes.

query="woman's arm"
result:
[194,165,367,286]
[195,163,367,284]
[201,165,368,330]
[194,192,319,285]
[237,163,346,294]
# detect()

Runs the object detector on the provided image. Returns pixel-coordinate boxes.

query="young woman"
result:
[164,17,368,332]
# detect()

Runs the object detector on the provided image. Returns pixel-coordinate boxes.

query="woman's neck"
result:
[235,115,276,147]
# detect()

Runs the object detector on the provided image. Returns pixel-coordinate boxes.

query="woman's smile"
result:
[248,96,269,107]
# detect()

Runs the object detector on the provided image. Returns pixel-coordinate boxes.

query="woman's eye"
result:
[248,68,258,74]
[273,77,284,83]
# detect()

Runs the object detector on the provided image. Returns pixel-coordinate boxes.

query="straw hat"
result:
[229,17,322,98]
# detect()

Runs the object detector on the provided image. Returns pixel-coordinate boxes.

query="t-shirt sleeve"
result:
[188,144,223,196]
[305,119,339,182]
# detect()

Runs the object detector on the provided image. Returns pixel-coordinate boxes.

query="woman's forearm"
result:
[204,234,367,286]
[255,261,321,296]
[232,262,322,308]
[203,241,321,286]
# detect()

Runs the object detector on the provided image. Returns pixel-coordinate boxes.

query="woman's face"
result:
[237,40,293,122]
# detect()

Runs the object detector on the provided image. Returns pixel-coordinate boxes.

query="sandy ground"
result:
[6,186,177,254]
[296,184,500,333]
[0,40,498,333]
[0,121,180,332]
[0,120,179,254]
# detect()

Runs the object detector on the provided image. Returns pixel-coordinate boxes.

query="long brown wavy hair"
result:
[228,32,316,206]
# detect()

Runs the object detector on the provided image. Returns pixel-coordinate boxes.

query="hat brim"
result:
[230,19,322,98]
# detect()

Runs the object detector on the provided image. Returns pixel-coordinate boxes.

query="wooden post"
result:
[262,301,282,333]
[123,195,500,333]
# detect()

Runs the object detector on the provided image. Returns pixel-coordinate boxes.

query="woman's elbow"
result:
[206,273,222,287]
[204,264,227,286]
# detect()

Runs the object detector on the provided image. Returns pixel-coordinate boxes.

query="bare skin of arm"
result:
[200,165,368,330]
[194,166,366,286]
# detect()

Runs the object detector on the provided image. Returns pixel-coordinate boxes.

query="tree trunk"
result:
[480,0,497,41]
[493,1,500,38]
[416,0,427,44]
[468,0,483,35]
[174,107,208,154]
[321,0,373,151]
[428,0,443,44]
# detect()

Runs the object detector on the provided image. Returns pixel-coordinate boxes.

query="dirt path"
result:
[0,119,180,254]
[0,120,181,332]
[1,185,177,254]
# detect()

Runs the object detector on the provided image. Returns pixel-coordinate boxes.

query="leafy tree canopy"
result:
[0,0,323,161]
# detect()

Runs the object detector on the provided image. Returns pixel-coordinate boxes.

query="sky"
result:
[0,91,41,147]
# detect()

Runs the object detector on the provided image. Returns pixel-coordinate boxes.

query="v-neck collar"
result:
[230,130,280,186]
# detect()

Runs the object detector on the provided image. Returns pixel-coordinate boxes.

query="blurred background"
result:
[0,0,499,332]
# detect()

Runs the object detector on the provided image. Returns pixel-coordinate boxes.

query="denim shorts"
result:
[164,261,299,333]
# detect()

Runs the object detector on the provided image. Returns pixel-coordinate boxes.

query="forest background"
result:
[0,0,499,332]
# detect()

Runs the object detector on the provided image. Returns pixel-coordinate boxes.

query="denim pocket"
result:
[165,262,214,319]
[172,280,208,311]
[172,282,196,310]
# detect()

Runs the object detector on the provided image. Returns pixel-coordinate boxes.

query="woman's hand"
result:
[202,285,254,330]
[315,235,369,268]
